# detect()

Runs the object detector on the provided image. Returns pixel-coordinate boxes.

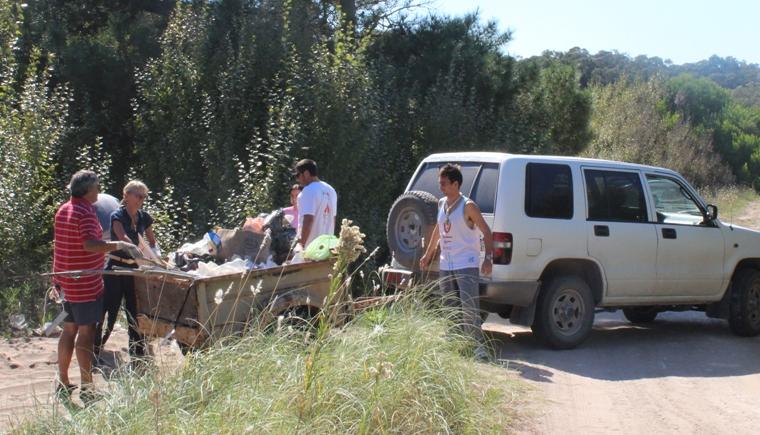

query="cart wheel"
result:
[278,305,319,331]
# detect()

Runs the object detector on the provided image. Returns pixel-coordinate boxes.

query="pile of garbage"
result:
[160,209,337,278]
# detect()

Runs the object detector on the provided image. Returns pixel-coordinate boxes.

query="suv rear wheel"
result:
[386,191,438,269]
[622,307,659,324]
[728,268,760,336]
[532,275,595,349]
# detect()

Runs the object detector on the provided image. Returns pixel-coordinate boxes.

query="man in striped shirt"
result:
[53,170,140,400]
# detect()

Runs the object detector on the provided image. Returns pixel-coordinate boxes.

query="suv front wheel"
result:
[532,275,595,349]
[728,268,760,336]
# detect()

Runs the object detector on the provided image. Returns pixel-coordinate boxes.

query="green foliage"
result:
[585,78,734,187]
[10,0,760,327]
[0,1,70,326]
[75,137,113,193]
[732,83,760,108]
[532,49,760,90]
[19,0,173,183]
[142,179,195,252]
[667,74,730,126]
[513,61,592,154]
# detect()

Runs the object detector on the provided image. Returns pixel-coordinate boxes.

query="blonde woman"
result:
[95,180,157,361]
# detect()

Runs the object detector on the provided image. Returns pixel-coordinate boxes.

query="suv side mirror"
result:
[706,204,718,222]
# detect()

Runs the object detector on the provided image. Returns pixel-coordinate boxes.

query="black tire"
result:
[480,310,490,323]
[622,307,659,324]
[728,268,760,336]
[531,275,595,349]
[277,305,319,331]
[386,191,439,269]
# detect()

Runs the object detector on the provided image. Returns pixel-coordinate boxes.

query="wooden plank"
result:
[196,281,210,326]
[134,275,198,326]
[133,259,335,343]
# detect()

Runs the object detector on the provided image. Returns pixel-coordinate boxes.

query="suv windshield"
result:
[409,162,499,213]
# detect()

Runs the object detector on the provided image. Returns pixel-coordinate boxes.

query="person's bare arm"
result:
[145,226,157,248]
[84,220,140,257]
[82,239,120,253]
[419,223,440,269]
[465,201,493,276]
[299,214,314,246]
[82,239,138,255]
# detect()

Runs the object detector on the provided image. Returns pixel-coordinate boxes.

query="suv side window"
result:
[409,162,498,213]
[646,175,704,225]
[470,164,499,213]
[585,169,648,222]
[525,163,573,219]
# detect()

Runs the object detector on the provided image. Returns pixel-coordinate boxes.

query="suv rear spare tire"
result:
[387,191,438,269]
[531,275,595,349]
[728,268,760,336]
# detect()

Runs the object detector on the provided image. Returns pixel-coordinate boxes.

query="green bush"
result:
[0,1,70,327]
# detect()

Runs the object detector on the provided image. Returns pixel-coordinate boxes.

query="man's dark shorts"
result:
[63,295,104,326]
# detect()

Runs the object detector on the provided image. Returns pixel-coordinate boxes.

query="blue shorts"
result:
[63,295,104,326]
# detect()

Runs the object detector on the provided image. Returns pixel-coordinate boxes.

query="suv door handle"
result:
[662,228,677,239]
[594,225,609,237]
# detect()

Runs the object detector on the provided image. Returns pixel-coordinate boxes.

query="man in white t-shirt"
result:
[294,159,337,248]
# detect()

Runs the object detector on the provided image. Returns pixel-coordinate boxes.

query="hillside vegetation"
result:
[2,0,760,323]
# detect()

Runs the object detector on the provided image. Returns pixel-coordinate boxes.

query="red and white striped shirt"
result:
[53,197,104,302]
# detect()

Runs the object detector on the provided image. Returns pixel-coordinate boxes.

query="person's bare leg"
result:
[57,322,77,385]
[75,324,96,385]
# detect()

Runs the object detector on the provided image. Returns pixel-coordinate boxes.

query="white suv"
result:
[384,152,760,349]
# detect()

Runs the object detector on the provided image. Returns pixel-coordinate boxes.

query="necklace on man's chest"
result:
[444,196,462,228]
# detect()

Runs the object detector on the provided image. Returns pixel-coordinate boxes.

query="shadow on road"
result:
[486,311,760,382]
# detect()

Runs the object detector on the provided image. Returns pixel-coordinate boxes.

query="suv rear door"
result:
[583,168,658,299]
[644,174,725,297]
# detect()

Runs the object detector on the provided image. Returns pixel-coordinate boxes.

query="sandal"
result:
[54,381,77,400]
[79,386,102,406]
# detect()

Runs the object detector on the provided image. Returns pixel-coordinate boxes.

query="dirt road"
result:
[485,311,760,435]
[0,327,182,430]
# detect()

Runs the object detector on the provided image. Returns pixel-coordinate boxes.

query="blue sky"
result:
[426,0,759,65]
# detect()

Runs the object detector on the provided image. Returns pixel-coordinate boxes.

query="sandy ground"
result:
[485,307,760,435]
[731,199,760,229]
[481,205,760,435]
[0,325,183,431]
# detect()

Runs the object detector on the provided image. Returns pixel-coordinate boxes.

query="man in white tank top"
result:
[420,164,494,362]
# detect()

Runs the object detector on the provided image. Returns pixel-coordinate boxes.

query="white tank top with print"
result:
[437,195,481,271]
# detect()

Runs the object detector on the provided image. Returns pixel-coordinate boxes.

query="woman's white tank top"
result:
[437,195,481,271]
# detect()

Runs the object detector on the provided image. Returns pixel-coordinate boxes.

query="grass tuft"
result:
[16,291,519,434]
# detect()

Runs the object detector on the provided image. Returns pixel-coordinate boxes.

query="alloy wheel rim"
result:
[398,209,422,250]
[551,288,584,335]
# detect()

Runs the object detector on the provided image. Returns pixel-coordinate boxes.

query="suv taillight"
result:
[493,232,512,265]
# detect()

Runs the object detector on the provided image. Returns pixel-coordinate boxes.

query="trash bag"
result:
[263,209,296,265]
[304,235,339,261]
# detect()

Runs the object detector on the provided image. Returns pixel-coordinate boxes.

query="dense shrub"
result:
[0,2,70,326]
[585,78,734,187]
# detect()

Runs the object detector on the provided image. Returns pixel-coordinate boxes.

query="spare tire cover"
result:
[386,190,439,269]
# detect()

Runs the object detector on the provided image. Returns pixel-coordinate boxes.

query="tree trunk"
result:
[339,0,356,35]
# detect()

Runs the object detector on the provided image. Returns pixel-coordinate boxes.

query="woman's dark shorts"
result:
[63,295,104,326]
